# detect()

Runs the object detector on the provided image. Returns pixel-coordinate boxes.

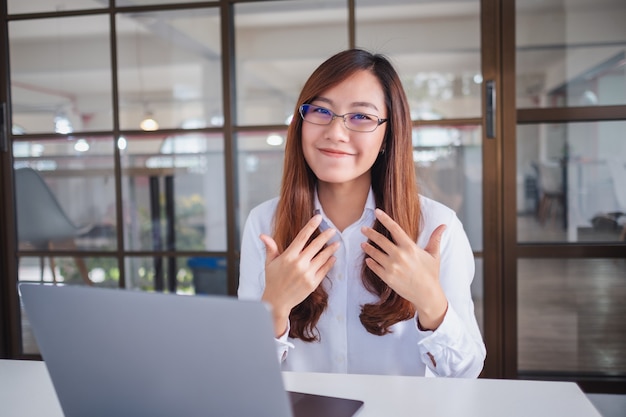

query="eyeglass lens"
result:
[299,104,384,132]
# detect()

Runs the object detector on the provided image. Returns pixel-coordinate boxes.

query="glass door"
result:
[512,0,626,391]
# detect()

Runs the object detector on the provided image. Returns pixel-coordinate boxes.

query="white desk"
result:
[284,371,602,417]
[0,359,601,417]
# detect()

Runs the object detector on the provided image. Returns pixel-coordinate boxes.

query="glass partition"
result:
[518,258,626,374]
[118,0,211,5]
[234,0,349,125]
[13,136,118,252]
[9,16,112,134]
[121,133,227,252]
[516,0,626,108]
[236,130,286,235]
[8,0,106,15]
[123,255,227,295]
[517,121,626,243]
[356,0,482,119]
[116,8,222,131]
[413,125,483,251]
[17,255,119,288]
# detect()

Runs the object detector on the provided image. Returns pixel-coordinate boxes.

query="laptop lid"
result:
[20,284,362,417]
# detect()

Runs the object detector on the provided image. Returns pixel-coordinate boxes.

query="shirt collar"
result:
[313,187,376,231]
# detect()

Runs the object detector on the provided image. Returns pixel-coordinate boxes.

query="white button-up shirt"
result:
[238,190,486,378]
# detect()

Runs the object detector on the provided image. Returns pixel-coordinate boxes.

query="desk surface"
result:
[0,359,601,417]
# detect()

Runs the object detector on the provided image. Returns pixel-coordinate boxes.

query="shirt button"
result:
[337,273,344,281]
[336,314,344,323]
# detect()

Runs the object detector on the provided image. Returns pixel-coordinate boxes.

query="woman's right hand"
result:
[260,214,339,337]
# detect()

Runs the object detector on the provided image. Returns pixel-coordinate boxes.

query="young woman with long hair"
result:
[238,49,485,377]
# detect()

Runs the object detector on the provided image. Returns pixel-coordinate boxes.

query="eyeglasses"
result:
[299,104,387,133]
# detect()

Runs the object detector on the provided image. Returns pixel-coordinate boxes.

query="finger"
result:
[315,254,337,283]
[288,214,324,253]
[311,242,339,278]
[360,240,388,266]
[300,227,337,260]
[424,224,447,258]
[374,208,414,246]
[364,257,387,282]
[361,226,396,256]
[310,241,340,270]
[259,234,279,264]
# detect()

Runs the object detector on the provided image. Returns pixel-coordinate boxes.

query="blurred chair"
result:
[15,167,93,285]
[536,161,564,225]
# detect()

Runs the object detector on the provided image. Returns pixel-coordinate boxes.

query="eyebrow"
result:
[314,97,381,113]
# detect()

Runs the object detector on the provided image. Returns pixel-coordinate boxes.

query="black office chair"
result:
[15,167,93,285]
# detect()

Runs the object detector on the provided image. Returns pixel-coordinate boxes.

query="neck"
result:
[317,175,371,232]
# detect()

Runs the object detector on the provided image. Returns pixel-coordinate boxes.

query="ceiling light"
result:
[117,136,127,150]
[140,112,159,131]
[74,139,90,152]
[54,113,73,134]
[266,133,284,146]
[210,115,224,126]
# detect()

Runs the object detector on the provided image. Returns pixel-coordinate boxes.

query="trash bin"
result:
[187,257,228,295]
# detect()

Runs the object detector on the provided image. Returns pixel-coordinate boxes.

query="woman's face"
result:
[301,69,387,189]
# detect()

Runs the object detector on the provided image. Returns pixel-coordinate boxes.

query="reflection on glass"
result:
[518,258,626,375]
[17,256,119,286]
[235,1,349,125]
[121,133,226,252]
[13,137,118,252]
[414,125,483,251]
[9,16,112,133]
[126,256,165,292]
[120,0,210,5]
[516,0,626,108]
[8,0,106,15]
[125,256,207,294]
[517,121,626,243]
[236,131,286,236]
[116,8,222,131]
[356,0,481,119]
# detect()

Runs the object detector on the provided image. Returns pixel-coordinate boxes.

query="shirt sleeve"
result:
[275,322,295,363]
[237,200,296,363]
[413,211,486,378]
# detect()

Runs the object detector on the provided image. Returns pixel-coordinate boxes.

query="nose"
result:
[325,116,350,141]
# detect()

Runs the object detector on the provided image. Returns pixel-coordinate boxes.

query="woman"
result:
[238,49,485,378]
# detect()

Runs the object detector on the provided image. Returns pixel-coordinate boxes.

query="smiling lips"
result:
[319,147,353,157]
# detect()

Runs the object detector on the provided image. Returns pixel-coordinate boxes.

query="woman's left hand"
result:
[361,208,448,331]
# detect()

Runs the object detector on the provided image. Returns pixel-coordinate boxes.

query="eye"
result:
[312,105,332,116]
[349,113,376,122]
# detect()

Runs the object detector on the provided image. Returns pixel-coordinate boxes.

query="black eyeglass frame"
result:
[298,104,388,133]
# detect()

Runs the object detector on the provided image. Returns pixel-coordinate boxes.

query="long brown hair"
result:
[273,49,421,341]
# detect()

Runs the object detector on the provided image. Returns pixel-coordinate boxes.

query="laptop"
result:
[19,284,363,417]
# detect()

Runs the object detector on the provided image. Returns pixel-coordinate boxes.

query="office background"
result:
[0,0,624,397]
